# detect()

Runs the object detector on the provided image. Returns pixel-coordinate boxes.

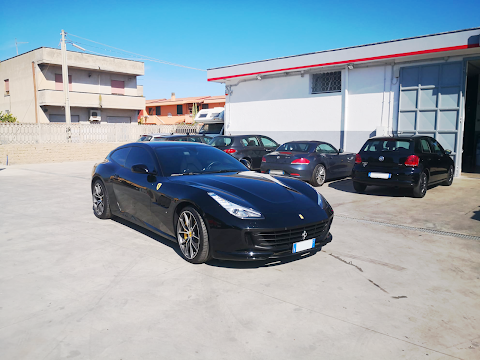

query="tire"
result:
[242,158,252,170]
[92,179,111,219]
[442,166,454,186]
[310,164,326,187]
[353,181,367,193]
[176,206,211,264]
[413,171,428,198]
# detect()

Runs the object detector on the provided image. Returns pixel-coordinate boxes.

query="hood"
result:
[170,171,318,213]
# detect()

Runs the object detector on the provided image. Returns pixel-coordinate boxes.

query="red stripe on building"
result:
[208,44,479,82]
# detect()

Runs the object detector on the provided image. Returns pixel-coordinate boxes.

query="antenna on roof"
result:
[15,38,28,55]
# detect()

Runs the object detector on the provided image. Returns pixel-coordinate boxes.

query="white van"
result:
[195,107,224,136]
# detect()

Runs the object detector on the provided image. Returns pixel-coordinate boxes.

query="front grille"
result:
[251,220,331,250]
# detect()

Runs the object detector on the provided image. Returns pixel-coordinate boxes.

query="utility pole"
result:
[60,30,71,125]
[15,38,28,55]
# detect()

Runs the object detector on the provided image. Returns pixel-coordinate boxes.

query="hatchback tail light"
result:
[262,156,266,163]
[224,149,236,154]
[291,158,310,164]
[355,153,362,164]
[404,155,419,167]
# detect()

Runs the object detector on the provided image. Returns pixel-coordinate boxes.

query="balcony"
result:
[37,90,145,110]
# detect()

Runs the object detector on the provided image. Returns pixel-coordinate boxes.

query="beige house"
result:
[1,47,145,123]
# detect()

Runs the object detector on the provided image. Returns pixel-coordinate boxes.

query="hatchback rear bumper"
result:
[260,163,314,181]
[352,165,421,187]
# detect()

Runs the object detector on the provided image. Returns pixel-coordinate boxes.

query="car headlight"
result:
[317,192,332,211]
[208,192,263,219]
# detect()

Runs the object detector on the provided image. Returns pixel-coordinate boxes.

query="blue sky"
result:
[1,0,479,100]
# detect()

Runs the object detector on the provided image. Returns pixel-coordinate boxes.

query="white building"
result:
[208,28,480,176]
[1,47,145,124]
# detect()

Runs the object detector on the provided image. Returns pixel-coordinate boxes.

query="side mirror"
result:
[339,149,344,153]
[445,149,452,155]
[240,159,250,168]
[131,164,150,174]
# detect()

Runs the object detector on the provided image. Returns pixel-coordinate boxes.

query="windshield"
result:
[362,139,413,152]
[138,135,152,142]
[155,145,247,176]
[277,142,312,152]
[199,123,223,134]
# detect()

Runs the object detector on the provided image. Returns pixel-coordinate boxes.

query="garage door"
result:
[398,62,463,171]
[107,116,131,124]
[49,114,79,122]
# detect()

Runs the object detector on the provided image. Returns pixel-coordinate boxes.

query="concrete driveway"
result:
[0,162,479,360]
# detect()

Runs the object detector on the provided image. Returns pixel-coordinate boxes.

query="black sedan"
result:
[351,135,454,198]
[260,141,355,186]
[208,135,279,170]
[91,142,334,263]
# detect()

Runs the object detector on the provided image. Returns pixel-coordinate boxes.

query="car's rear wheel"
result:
[413,171,428,198]
[92,179,111,219]
[353,181,367,193]
[176,207,211,264]
[443,166,454,186]
[310,164,326,187]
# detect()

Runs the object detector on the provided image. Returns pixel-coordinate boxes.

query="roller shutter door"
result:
[107,116,131,124]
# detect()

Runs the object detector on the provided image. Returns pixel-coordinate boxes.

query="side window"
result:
[125,147,157,173]
[420,139,432,153]
[110,147,131,167]
[428,139,444,156]
[260,136,278,148]
[241,136,260,147]
[316,143,337,153]
[211,137,232,147]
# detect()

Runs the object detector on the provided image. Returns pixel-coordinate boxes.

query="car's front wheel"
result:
[310,164,326,187]
[443,166,454,186]
[92,179,111,219]
[176,206,211,263]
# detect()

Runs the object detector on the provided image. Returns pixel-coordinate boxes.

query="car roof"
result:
[138,141,209,149]
[368,135,429,141]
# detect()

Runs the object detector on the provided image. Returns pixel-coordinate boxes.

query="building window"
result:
[155,106,161,116]
[4,79,9,95]
[202,104,209,109]
[55,74,72,91]
[177,104,183,115]
[311,71,341,93]
[111,80,125,95]
[148,107,154,115]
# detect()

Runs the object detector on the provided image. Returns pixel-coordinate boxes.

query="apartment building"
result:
[143,93,225,124]
[1,47,145,123]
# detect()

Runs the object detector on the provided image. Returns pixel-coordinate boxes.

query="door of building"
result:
[397,62,463,174]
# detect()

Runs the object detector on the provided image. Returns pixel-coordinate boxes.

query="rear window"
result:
[152,137,168,142]
[277,142,312,152]
[209,137,233,147]
[362,139,413,152]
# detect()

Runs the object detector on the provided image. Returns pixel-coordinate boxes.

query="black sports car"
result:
[91,142,334,263]
[260,141,355,186]
[351,136,455,198]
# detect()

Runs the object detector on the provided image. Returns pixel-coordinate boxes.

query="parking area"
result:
[1,161,479,360]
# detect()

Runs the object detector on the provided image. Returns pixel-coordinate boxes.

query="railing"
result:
[0,123,201,145]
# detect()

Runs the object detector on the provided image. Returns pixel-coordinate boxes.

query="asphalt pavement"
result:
[0,161,479,360]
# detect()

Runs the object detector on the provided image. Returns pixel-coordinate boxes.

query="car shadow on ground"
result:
[327,178,415,198]
[112,215,319,268]
[472,207,480,221]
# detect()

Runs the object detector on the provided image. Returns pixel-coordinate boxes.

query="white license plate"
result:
[270,170,284,175]
[368,172,391,179]
[292,238,316,253]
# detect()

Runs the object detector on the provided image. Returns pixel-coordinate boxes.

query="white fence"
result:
[0,123,201,145]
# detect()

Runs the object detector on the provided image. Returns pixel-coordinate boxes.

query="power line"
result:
[67,33,206,72]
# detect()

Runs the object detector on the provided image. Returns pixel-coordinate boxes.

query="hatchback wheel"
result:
[242,158,252,170]
[353,181,367,193]
[443,166,454,186]
[92,179,111,219]
[310,164,326,187]
[176,207,211,264]
[413,172,428,198]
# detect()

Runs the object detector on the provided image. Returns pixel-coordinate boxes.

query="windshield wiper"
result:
[201,169,239,174]
[171,172,202,176]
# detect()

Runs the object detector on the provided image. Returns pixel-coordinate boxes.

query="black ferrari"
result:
[91,142,334,263]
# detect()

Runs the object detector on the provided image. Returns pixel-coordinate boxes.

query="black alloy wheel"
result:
[310,164,326,187]
[242,158,252,170]
[443,166,454,186]
[176,206,211,263]
[413,172,428,198]
[92,179,111,219]
[353,181,367,193]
